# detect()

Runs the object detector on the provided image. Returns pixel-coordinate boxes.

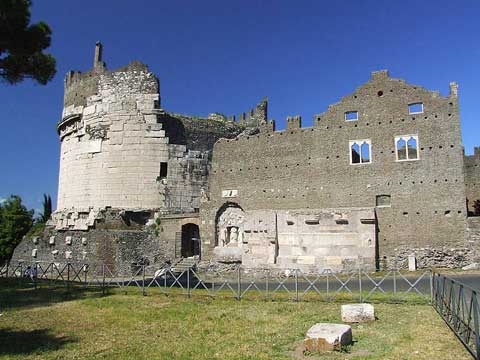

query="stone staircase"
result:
[170,257,197,273]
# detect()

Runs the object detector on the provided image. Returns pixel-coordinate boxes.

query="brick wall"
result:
[201,70,468,265]
[465,148,480,214]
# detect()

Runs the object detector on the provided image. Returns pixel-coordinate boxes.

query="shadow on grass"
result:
[0,328,75,355]
[0,278,107,311]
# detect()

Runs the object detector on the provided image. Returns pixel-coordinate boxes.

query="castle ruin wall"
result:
[465,147,480,214]
[201,70,469,268]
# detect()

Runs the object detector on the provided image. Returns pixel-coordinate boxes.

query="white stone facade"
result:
[57,70,169,211]
[213,207,376,271]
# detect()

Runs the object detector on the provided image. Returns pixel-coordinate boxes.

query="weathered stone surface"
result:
[408,255,417,271]
[201,70,472,269]
[11,210,202,275]
[12,43,480,272]
[212,207,376,271]
[465,148,480,214]
[304,323,352,352]
[57,44,245,216]
[462,263,480,270]
[341,304,375,323]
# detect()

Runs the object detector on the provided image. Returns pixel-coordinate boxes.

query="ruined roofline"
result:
[216,71,462,145]
[370,69,457,98]
[465,147,480,158]
[62,42,160,109]
[64,59,152,88]
[311,69,458,120]
[64,42,152,89]
[166,97,268,128]
[321,69,459,112]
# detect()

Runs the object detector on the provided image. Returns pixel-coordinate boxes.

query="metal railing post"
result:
[236,265,241,301]
[430,270,435,305]
[326,271,330,300]
[473,292,480,360]
[142,264,146,296]
[187,267,191,298]
[67,263,71,292]
[358,258,362,302]
[102,263,106,296]
[34,262,38,290]
[393,258,397,300]
[265,270,269,300]
[19,262,23,286]
[294,269,299,302]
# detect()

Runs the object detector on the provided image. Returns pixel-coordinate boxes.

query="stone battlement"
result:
[63,43,158,109]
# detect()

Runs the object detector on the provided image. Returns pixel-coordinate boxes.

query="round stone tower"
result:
[55,43,168,229]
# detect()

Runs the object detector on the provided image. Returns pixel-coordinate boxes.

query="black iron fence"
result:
[432,272,480,359]
[0,260,432,303]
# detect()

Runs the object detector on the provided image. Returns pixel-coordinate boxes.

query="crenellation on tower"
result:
[286,115,302,129]
[450,82,459,97]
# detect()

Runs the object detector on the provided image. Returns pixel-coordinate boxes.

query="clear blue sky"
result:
[1,0,479,213]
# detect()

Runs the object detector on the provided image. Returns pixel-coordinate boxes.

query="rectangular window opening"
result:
[160,162,168,179]
[376,194,391,207]
[345,111,359,121]
[408,103,423,114]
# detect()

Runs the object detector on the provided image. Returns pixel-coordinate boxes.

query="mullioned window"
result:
[395,135,419,161]
[350,139,371,164]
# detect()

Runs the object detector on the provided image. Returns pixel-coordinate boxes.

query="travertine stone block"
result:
[408,254,417,271]
[304,323,352,352]
[144,114,158,124]
[341,304,375,323]
[83,105,96,116]
[110,122,124,132]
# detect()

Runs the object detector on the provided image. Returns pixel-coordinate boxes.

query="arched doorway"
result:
[181,223,200,258]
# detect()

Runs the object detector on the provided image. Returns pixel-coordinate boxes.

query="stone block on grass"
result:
[341,303,375,323]
[304,323,352,352]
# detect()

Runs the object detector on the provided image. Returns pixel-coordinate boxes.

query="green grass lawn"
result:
[0,279,471,360]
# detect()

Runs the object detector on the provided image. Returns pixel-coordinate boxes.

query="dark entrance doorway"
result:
[181,223,200,258]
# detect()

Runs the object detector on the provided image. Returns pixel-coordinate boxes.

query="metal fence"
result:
[5,261,480,357]
[0,260,432,303]
[432,272,480,359]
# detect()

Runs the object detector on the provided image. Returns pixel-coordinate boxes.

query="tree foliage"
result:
[0,195,33,264]
[0,0,56,85]
[40,193,52,223]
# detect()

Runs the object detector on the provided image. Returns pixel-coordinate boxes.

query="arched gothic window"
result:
[350,139,371,164]
[395,135,419,161]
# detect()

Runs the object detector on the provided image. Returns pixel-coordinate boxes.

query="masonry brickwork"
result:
[200,70,473,269]
[465,147,480,214]
[11,44,480,272]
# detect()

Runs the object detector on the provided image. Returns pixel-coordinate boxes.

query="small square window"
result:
[345,111,359,121]
[376,195,391,207]
[408,103,423,114]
